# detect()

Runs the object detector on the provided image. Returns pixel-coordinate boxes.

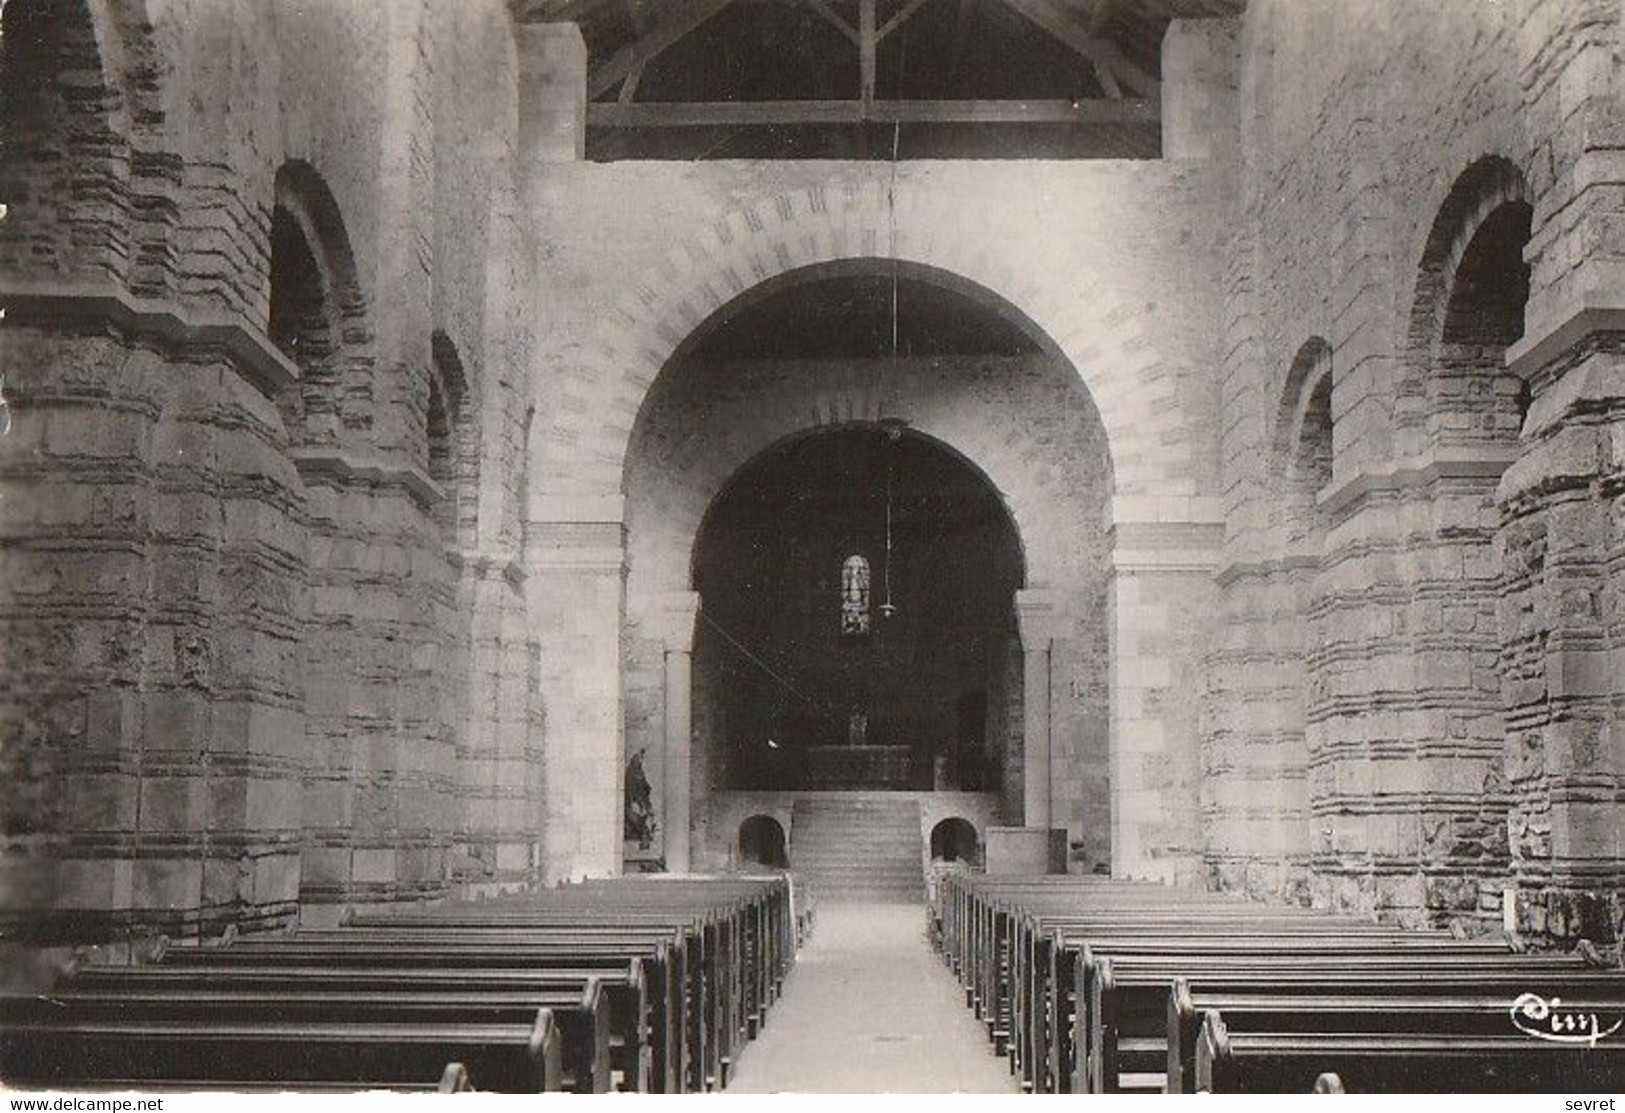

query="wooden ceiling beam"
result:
[877,0,936,42]
[804,0,860,44]
[995,0,1160,101]
[859,0,877,105]
[618,60,645,103]
[588,97,1159,127]
[587,0,738,99]
[514,0,623,24]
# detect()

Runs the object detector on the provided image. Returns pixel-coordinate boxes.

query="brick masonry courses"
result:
[1,0,542,941]
[1,0,1620,948]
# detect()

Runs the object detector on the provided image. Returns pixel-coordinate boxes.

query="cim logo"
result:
[1511,993,1624,1047]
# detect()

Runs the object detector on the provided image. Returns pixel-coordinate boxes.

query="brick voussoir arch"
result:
[633,411,1062,599]
[538,185,1190,506]
[1402,154,1533,385]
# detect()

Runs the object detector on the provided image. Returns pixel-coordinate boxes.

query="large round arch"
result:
[622,259,1113,597]
[530,191,1201,505]
[619,259,1115,877]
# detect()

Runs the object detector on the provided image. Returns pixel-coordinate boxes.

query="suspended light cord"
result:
[875,27,908,620]
[698,610,843,725]
[882,449,895,614]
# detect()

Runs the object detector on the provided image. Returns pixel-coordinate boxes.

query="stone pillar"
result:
[1108,499,1225,884]
[515,23,586,175]
[1015,589,1064,830]
[0,303,306,944]
[1500,314,1625,943]
[655,592,701,872]
[1500,0,1625,944]
[529,495,626,882]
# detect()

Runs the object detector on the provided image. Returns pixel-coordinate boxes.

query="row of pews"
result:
[2,874,800,1093]
[933,873,1625,1094]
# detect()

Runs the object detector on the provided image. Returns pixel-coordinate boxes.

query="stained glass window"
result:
[840,553,871,636]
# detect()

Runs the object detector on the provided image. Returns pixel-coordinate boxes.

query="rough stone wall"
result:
[0,0,542,942]
[621,353,1113,868]
[1210,0,1624,940]
[1498,0,1625,943]
[1212,0,1531,927]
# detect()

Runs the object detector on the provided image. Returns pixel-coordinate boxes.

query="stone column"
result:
[1496,0,1625,943]
[529,495,626,882]
[1015,589,1064,831]
[655,592,701,872]
[1108,499,1225,884]
[1500,310,1625,942]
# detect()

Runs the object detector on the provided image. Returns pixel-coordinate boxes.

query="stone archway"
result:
[529,243,1221,885]
[930,818,981,865]
[738,815,789,870]
[621,261,1109,878]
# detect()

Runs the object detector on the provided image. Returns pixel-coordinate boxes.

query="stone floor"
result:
[724,901,1020,1093]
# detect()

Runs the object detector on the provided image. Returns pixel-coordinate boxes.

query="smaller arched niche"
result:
[930,817,980,865]
[737,815,788,869]
[1273,338,1335,547]
[1407,156,1534,453]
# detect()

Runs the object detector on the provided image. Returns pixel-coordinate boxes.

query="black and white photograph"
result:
[0,0,1623,1098]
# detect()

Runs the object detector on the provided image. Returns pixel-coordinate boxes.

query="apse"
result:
[692,425,1024,794]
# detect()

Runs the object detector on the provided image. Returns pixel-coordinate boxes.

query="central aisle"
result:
[725,902,1020,1093]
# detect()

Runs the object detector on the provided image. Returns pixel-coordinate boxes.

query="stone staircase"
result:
[789,795,924,903]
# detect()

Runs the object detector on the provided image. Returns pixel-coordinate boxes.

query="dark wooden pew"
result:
[1195,1008,1625,1093]
[159,932,683,1091]
[71,960,652,1093]
[1168,975,1625,1093]
[306,921,713,1088]
[1032,917,1490,1093]
[930,871,1625,1096]
[3,874,795,1095]
[1081,947,1598,1093]
[0,1006,565,1092]
[9,974,616,1094]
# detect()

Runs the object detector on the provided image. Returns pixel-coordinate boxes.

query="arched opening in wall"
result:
[1391,155,1534,925]
[1274,338,1335,546]
[1409,156,1534,453]
[737,815,788,869]
[0,0,129,282]
[268,161,367,451]
[268,162,461,914]
[694,425,1025,795]
[930,817,980,865]
[427,332,475,551]
[1436,200,1533,443]
[269,198,336,445]
[621,258,1114,875]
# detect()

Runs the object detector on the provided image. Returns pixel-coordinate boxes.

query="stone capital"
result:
[1315,444,1521,520]
[526,518,625,575]
[1,282,300,398]
[1507,296,1625,380]
[531,493,625,525]
[1014,588,1067,651]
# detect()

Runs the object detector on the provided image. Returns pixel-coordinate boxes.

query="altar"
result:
[803,745,915,790]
